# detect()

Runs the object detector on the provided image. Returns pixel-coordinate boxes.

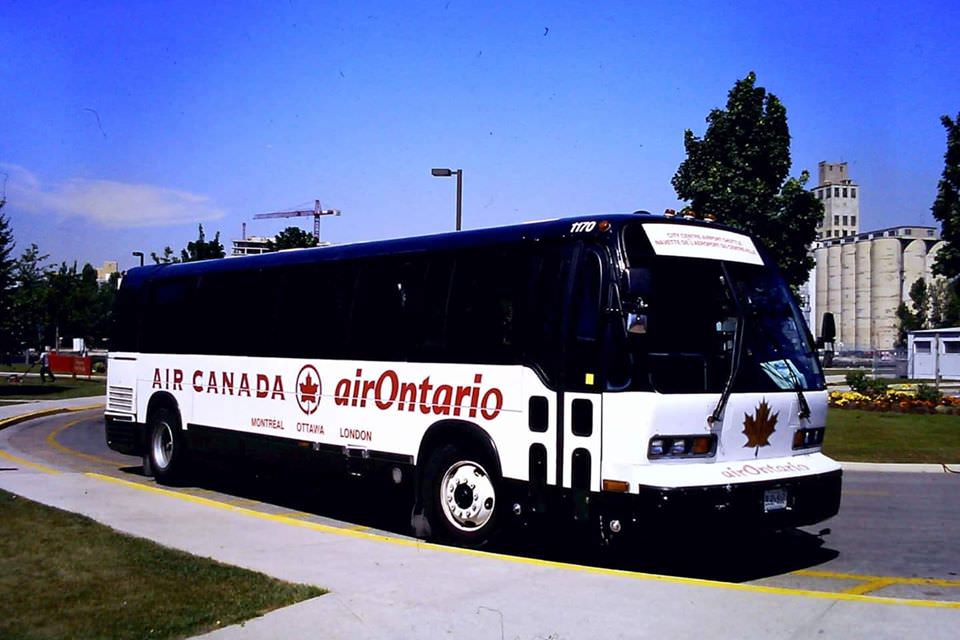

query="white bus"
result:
[105,213,841,546]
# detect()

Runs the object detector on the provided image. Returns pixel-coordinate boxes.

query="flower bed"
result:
[829,387,960,414]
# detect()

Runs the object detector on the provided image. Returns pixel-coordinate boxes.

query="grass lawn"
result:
[0,377,105,401]
[825,409,960,463]
[0,490,325,640]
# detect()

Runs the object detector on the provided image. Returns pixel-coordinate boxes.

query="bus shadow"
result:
[498,524,840,583]
[121,460,839,584]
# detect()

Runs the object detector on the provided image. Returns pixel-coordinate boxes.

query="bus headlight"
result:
[648,435,717,459]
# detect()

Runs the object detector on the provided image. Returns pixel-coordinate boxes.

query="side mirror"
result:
[627,312,647,334]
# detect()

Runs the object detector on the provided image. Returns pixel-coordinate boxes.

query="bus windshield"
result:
[620,224,824,394]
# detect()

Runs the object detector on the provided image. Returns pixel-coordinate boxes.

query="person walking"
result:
[39,346,56,383]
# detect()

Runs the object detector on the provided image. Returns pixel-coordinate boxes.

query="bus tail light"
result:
[793,427,825,449]
[648,434,717,459]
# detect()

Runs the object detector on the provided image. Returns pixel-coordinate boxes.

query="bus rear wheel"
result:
[147,406,189,484]
[423,444,501,548]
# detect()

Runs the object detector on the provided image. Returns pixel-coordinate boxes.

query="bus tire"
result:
[423,443,501,548]
[147,405,189,485]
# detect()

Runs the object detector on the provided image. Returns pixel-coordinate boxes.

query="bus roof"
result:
[126,212,746,283]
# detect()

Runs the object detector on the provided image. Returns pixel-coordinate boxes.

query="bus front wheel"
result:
[147,406,189,484]
[423,444,501,547]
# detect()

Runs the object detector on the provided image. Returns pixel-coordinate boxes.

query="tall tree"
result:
[267,226,319,251]
[151,246,181,264]
[932,112,960,279]
[181,224,225,262]
[672,72,823,290]
[929,278,960,328]
[10,243,50,352]
[0,199,16,356]
[908,277,930,329]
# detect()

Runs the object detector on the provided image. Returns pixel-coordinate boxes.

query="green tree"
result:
[932,112,960,279]
[266,226,318,251]
[0,199,16,357]
[895,302,919,347]
[908,277,930,329]
[672,72,824,290]
[929,278,960,328]
[151,246,181,264]
[45,262,82,348]
[181,224,225,262]
[92,272,119,348]
[10,244,51,352]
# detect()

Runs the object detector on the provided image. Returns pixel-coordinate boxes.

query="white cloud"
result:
[0,164,225,228]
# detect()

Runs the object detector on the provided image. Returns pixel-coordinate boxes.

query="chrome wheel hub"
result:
[440,460,495,531]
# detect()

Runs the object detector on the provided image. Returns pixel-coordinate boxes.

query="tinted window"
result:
[447,247,527,365]
[351,257,425,361]
[142,276,197,354]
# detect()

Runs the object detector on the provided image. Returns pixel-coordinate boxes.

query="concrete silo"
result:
[870,237,903,350]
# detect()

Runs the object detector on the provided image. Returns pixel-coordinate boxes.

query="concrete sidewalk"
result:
[1,464,956,639]
[0,395,105,422]
[0,400,957,638]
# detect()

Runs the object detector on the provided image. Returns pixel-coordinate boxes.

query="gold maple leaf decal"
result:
[743,399,778,450]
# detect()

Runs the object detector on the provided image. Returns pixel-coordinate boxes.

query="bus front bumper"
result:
[597,468,842,533]
[104,414,145,457]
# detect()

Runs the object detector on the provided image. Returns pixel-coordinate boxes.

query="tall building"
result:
[231,236,272,256]
[96,260,119,283]
[813,161,859,240]
[806,161,945,351]
[811,226,943,351]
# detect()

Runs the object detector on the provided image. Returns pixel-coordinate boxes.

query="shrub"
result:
[915,383,942,403]
[865,378,889,397]
[92,362,106,374]
[845,370,870,394]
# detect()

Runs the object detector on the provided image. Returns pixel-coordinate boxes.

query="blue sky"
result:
[2,1,959,269]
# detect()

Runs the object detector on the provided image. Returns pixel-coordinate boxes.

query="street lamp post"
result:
[132,251,144,267]
[431,167,463,231]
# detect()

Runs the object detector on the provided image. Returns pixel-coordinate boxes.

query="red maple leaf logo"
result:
[300,374,319,406]
[743,399,778,451]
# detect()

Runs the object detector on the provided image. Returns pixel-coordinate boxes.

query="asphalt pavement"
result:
[1,397,959,639]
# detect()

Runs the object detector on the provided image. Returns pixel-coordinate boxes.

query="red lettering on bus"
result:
[375,370,398,410]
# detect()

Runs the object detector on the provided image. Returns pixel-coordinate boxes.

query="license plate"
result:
[763,488,788,512]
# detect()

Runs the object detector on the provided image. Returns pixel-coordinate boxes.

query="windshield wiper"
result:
[708,264,744,427]
[745,307,812,421]
[708,312,744,427]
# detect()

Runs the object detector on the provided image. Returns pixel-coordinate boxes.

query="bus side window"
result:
[143,277,196,354]
[409,254,453,362]
[351,258,423,361]
[311,262,357,360]
[521,245,570,386]
[447,249,522,365]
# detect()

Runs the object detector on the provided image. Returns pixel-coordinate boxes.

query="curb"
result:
[840,461,960,474]
[0,404,105,431]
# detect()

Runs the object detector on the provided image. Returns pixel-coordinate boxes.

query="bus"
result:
[105,212,841,547]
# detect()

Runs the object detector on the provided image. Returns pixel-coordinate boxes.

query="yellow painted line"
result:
[0,449,61,475]
[46,417,123,467]
[844,579,897,596]
[84,472,960,610]
[795,569,960,589]
[277,511,323,521]
[0,403,105,431]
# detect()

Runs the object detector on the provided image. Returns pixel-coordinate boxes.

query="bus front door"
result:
[558,246,604,512]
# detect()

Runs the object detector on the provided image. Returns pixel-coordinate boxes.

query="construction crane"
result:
[253,199,341,242]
